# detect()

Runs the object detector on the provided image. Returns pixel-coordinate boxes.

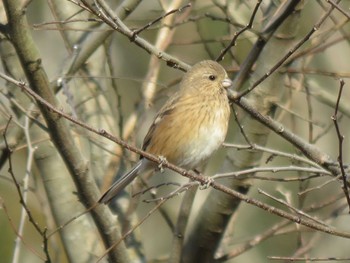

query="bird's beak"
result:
[222,78,232,89]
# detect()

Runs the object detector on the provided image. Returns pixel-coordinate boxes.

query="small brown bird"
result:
[99,60,232,204]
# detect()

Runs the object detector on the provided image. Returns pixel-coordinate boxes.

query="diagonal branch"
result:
[1,71,350,240]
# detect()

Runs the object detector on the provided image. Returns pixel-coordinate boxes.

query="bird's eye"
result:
[208,75,216,81]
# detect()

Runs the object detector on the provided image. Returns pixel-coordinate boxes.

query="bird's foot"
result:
[158,155,167,172]
[199,176,214,190]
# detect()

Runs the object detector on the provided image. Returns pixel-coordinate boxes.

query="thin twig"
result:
[131,3,191,37]
[298,175,341,196]
[238,1,339,98]
[47,204,97,238]
[96,199,167,263]
[215,219,291,261]
[77,0,190,71]
[258,188,327,226]
[331,79,350,212]
[0,199,45,261]
[12,115,37,263]
[143,181,198,203]
[269,256,350,261]
[214,166,329,180]
[326,0,350,19]
[3,117,51,262]
[231,104,253,145]
[223,143,323,169]
[216,0,262,62]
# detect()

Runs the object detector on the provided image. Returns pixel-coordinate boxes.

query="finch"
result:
[99,60,232,204]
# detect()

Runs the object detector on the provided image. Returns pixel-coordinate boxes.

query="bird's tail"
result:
[98,160,145,204]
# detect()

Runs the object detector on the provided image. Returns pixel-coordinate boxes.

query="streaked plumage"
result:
[99,60,232,204]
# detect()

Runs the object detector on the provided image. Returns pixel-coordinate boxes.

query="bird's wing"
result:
[142,92,180,153]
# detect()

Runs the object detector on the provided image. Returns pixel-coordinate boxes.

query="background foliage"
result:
[1,0,350,262]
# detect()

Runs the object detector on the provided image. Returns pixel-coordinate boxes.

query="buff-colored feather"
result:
[99,60,232,204]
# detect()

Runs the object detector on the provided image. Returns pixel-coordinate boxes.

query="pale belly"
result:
[178,109,229,169]
[147,96,230,170]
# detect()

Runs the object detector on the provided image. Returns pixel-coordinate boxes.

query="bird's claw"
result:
[158,155,167,172]
[200,177,214,190]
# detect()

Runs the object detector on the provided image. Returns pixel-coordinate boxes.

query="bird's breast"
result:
[146,93,230,170]
[179,104,229,168]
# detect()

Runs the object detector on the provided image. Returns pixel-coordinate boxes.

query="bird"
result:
[99,60,232,204]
